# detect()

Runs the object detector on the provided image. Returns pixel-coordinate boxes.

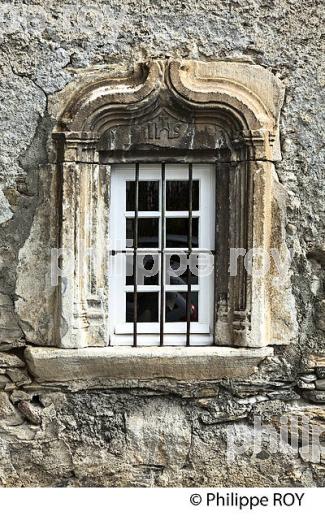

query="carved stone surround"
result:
[51,59,296,350]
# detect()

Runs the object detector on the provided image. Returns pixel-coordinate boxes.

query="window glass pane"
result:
[126,292,158,322]
[126,254,159,285]
[166,180,199,211]
[165,253,198,285]
[126,181,159,211]
[126,218,159,248]
[165,291,198,322]
[166,217,198,248]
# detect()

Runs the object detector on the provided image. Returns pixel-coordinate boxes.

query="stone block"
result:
[316,368,325,379]
[315,379,325,391]
[0,375,10,389]
[304,391,325,403]
[0,352,25,369]
[0,393,23,426]
[6,369,32,387]
[25,346,274,383]
[307,355,325,368]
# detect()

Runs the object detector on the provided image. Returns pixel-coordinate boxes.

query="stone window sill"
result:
[25,346,273,383]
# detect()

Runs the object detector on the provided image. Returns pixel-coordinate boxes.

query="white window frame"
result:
[109,163,216,346]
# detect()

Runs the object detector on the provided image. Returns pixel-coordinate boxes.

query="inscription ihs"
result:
[144,116,186,140]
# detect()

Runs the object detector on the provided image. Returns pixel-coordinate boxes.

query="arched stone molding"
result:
[52,59,296,349]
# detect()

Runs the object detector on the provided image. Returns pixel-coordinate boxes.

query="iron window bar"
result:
[186,163,193,347]
[160,163,166,346]
[133,162,139,348]
[213,161,218,346]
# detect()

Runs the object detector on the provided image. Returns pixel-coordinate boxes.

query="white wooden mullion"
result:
[125,211,160,218]
[125,285,160,293]
[125,211,200,218]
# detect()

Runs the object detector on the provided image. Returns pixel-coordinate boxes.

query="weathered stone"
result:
[15,165,59,346]
[200,411,248,424]
[297,380,315,390]
[307,355,325,369]
[25,346,274,383]
[6,369,32,387]
[237,395,268,405]
[299,373,317,383]
[315,379,325,391]
[315,300,325,331]
[17,401,42,426]
[224,380,294,398]
[10,390,32,404]
[196,387,219,398]
[267,389,300,401]
[0,344,24,352]
[125,400,191,466]
[0,294,22,345]
[0,393,23,426]
[303,391,325,403]
[0,375,10,389]
[38,394,53,407]
[4,383,16,392]
[268,179,298,345]
[0,353,25,369]
[316,368,325,379]
[0,189,13,225]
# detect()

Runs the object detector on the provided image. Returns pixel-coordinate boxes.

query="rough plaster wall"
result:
[0,0,324,486]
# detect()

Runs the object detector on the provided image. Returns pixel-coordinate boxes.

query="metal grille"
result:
[130,162,199,347]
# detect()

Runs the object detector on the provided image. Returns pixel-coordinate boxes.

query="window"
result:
[109,163,215,346]
[52,59,295,351]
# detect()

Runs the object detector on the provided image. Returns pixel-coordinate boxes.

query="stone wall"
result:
[0,0,324,487]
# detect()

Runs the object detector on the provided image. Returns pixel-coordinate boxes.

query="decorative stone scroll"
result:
[52,59,296,349]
